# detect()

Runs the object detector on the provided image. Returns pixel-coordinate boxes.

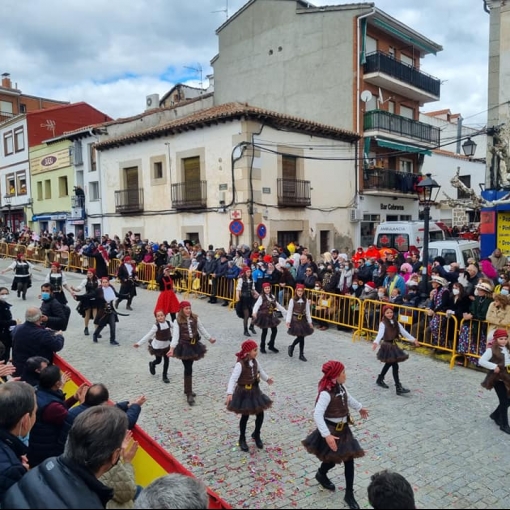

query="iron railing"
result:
[277,178,311,207]
[363,168,419,195]
[364,51,441,97]
[171,180,207,209]
[364,110,440,145]
[114,188,144,213]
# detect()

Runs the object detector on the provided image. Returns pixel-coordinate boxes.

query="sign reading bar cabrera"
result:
[380,203,405,211]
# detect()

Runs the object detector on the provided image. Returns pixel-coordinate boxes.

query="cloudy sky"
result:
[2,0,490,129]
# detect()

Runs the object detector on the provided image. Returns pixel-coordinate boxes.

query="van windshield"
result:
[430,231,445,242]
[376,234,409,252]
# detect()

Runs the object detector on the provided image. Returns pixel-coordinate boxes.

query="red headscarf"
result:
[87,268,96,275]
[316,360,345,402]
[240,266,251,276]
[179,301,191,310]
[235,339,258,362]
[382,305,394,315]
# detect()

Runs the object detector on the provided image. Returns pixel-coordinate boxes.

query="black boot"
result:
[299,354,307,362]
[251,432,264,449]
[315,470,335,491]
[500,425,510,434]
[396,383,410,395]
[244,329,250,336]
[184,376,195,406]
[149,361,156,375]
[162,373,170,384]
[249,324,257,334]
[260,343,266,354]
[268,344,279,353]
[83,327,89,336]
[344,490,360,509]
[376,374,389,389]
[239,436,249,452]
[288,344,294,357]
[490,410,502,426]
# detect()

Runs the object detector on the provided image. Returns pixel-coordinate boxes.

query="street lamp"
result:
[462,138,477,157]
[3,194,12,232]
[416,173,441,295]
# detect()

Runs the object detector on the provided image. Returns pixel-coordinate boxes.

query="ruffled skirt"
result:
[227,384,273,415]
[377,341,409,363]
[173,341,206,361]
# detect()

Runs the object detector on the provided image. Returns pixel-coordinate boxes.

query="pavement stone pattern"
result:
[2,260,509,509]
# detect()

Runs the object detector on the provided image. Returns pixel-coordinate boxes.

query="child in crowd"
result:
[167,301,216,406]
[226,339,274,452]
[479,328,510,434]
[302,360,368,509]
[252,282,287,353]
[372,305,419,395]
[286,283,314,362]
[134,310,172,384]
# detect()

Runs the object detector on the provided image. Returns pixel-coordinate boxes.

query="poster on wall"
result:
[496,211,510,255]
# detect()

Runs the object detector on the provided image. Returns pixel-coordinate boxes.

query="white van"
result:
[373,221,447,252]
[424,240,481,269]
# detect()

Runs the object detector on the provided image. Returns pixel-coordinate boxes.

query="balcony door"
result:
[125,167,139,206]
[184,156,201,203]
[282,155,297,198]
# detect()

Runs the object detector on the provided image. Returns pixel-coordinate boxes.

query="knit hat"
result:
[179,301,191,309]
[382,305,394,314]
[365,281,376,289]
[317,360,345,401]
[493,329,508,341]
[386,265,398,273]
[295,283,305,290]
[262,282,271,289]
[235,339,258,361]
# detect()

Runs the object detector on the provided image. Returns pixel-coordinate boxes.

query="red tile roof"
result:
[95,102,359,150]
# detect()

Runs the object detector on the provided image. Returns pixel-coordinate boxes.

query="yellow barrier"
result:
[136,262,157,290]
[304,289,362,332]
[453,317,489,368]
[171,267,191,295]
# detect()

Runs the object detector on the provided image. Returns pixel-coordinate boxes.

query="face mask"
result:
[335,267,341,272]
[377,292,385,298]
[501,289,509,296]
[0,295,8,300]
[365,261,372,266]
[408,281,418,287]
[474,289,479,296]
[352,284,358,290]
[18,422,30,447]
[452,288,460,296]
[41,292,51,301]
[498,277,504,284]
[285,264,291,269]
[319,265,325,270]
[314,286,321,291]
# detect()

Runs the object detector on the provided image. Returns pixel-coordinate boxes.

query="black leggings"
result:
[16,280,29,298]
[261,327,277,346]
[182,359,194,377]
[319,459,355,491]
[493,380,510,427]
[153,354,169,375]
[243,308,254,331]
[239,412,264,438]
[380,362,400,384]
[291,336,305,354]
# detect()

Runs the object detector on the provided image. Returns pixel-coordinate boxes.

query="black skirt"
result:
[288,317,314,337]
[227,383,273,415]
[173,341,207,361]
[302,421,365,464]
[377,341,409,364]
[254,313,280,329]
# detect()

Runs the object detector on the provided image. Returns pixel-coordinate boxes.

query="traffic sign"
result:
[229,220,244,236]
[256,223,267,239]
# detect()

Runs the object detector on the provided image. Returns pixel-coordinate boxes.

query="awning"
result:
[376,139,432,156]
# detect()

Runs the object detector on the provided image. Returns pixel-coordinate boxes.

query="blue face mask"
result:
[501,289,509,296]
[18,432,30,447]
[498,277,504,284]
[41,292,51,301]
[352,284,358,290]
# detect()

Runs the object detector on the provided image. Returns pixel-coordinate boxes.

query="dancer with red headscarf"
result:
[154,265,180,321]
[372,305,419,395]
[226,339,274,452]
[286,283,313,361]
[167,301,216,406]
[302,360,368,509]
[116,255,138,311]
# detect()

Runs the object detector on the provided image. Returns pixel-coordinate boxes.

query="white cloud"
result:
[1,0,491,124]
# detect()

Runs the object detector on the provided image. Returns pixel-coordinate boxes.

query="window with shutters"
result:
[14,127,24,152]
[183,156,201,203]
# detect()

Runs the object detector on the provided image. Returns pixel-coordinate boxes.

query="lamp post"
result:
[462,138,477,158]
[416,174,441,295]
[3,194,12,232]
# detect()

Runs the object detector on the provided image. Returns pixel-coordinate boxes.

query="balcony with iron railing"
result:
[364,110,440,147]
[362,167,419,196]
[363,51,440,102]
[277,178,311,207]
[0,111,14,123]
[114,188,144,213]
[171,180,207,209]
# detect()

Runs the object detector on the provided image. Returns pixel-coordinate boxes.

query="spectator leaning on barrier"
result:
[2,405,129,509]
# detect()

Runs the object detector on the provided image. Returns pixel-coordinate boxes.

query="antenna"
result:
[40,119,56,137]
[212,0,229,20]
[183,64,203,90]
[378,87,393,105]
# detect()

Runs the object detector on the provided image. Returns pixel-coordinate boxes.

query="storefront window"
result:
[360,214,380,247]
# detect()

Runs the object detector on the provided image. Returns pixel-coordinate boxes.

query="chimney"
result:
[1,73,12,89]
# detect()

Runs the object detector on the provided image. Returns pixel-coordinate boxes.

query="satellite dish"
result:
[360,90,373,103]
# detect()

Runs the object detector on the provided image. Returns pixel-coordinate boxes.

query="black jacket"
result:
[1,455,113,509]
[0,300,16,363]
[40,297,68,331]
[0,429,27,499]
[11,322,64,377]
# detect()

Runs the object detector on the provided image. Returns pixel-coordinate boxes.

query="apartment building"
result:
[212,0,444,247]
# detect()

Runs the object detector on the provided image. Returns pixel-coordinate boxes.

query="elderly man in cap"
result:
[382,265,406,298]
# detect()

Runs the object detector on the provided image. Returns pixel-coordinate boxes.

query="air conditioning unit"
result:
[145,94,160,111]
[349,208,362,222]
